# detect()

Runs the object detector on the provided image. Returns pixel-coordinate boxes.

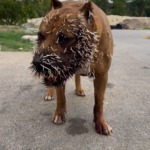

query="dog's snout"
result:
[32,54,43,73]
[33,54,41,65]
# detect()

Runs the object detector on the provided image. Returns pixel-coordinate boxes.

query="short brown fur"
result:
[32,0,113,135]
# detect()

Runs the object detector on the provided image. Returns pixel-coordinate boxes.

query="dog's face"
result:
[31,1,99,87]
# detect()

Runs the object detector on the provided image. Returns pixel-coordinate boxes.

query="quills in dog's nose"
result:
[32,54,43,73]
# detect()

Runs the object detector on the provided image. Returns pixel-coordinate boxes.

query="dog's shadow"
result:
[65,118,89,136]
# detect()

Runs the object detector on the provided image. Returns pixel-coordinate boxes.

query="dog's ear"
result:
[80,1,93,24]
[50,0,63,10]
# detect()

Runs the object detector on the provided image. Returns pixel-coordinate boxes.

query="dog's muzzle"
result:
[32,54,43,73]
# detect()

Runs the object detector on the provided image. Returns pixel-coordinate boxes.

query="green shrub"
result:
[0,0,50,25]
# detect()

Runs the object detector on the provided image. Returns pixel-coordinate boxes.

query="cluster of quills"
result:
[31,9,112,87]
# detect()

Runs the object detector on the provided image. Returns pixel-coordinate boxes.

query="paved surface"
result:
[0,30,150,150]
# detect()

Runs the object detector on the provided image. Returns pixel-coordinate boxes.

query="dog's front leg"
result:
[93,73,113,135]
[52,85,66,124]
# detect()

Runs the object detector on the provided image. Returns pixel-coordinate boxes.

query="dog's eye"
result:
[59,35,74,45]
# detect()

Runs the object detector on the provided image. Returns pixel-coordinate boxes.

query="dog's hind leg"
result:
[75,74,86,96]
[44,87,56,101]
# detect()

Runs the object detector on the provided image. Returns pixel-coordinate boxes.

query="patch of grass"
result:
[143,27,150,30]
[147,36,150,39]
[0,26,35,52]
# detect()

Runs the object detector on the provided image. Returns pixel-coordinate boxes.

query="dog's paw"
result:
[75,89,86,96]
[94,122,113,135]
[44,88,56,101]
[44,93,55,101]
[44,94,55,101]
[52,115,66,125]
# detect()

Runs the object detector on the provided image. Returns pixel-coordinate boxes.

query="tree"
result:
[129,0,146,16]
[0,0,27,25]
[111,0,127,16]
[42,0,51,16]
[92,0,111,14]
[0,0,51,25]
[92,0,127,15]
[145,0,150,17]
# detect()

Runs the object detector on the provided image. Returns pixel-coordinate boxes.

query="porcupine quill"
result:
[31,13,99,87]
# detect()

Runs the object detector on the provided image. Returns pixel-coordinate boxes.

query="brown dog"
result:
[31,0,113,135]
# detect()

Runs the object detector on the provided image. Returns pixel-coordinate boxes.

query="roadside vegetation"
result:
[0,0,150,26]
[143,27,150,30]
[0,0,50,25]
[0,26,34,52]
